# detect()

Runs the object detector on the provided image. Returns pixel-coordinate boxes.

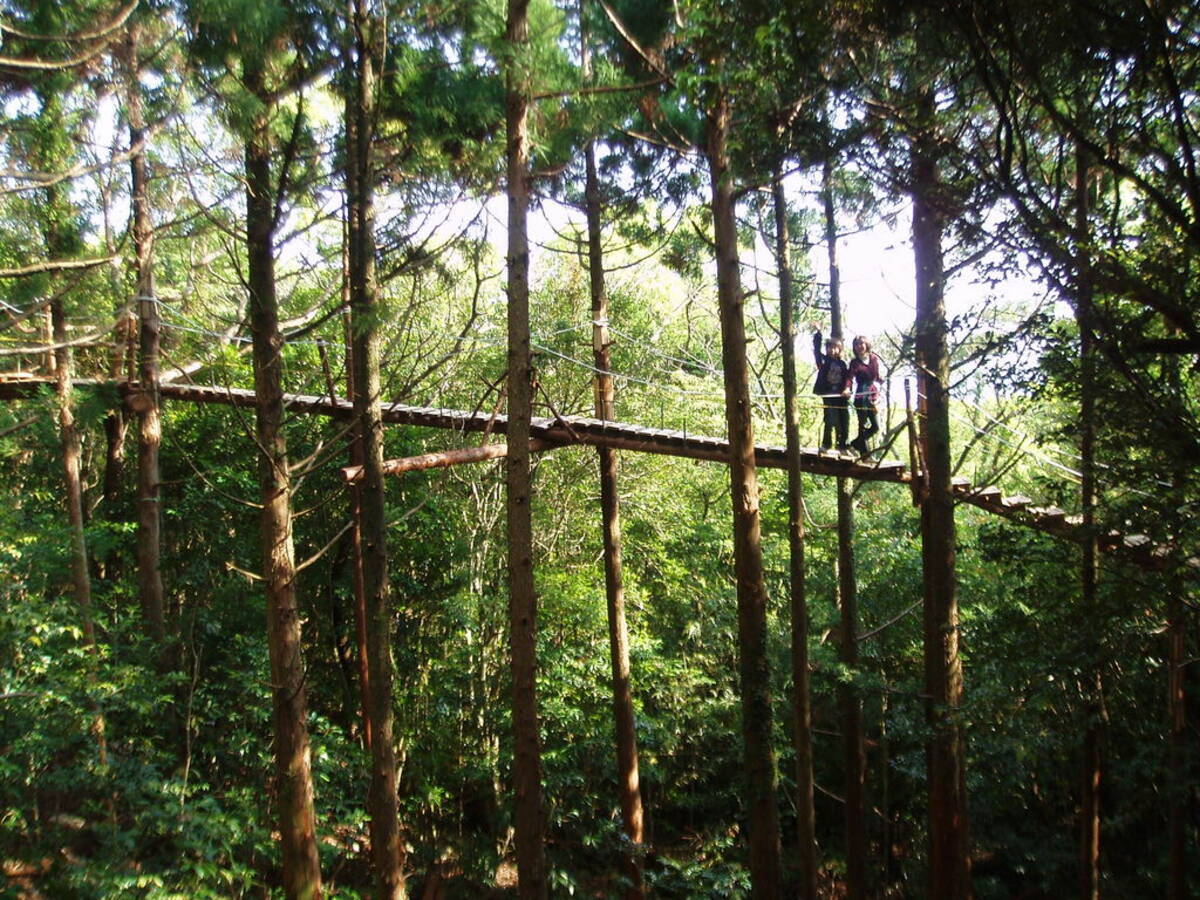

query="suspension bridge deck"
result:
[0,375,1177,570]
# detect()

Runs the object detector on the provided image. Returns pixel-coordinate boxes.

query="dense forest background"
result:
[0,0,1196,897]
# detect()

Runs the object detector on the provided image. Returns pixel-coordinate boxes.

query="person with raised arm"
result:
[812,331,851,453]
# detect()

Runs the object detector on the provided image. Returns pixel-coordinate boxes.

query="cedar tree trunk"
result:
[772,171,818,899]
[346,2,406,892]
[706,89,783,898]
[911,95,971,900]
[1075,137,1102,900]
[127,26,167,646]
[504,0,548,894]
[826,161,867,899]
[585,131,645,897]
[244,60,323,900]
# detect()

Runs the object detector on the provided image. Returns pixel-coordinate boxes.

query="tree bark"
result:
[706,89,783,898]
[98,292,133,576]
[826,160,867,900]
[1166,581,1186,900]
[244,59,323,900]
[127,26,167,647]
[98,382,128,580]
[346,2,406,894]
[343,282,373,751]
[911,93,971,900]
[837,477,867,899]
[33,84,107,770]
[822,156,841,339]
[504,0,548,894]
[36,90,97,652]
[585,123,645,897]
[51,298,95,647]
[1074,137,1102,900]
[772,171,818,900]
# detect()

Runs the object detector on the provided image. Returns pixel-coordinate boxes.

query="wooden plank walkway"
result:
[150,381,912,484]
[0,374,1179,570]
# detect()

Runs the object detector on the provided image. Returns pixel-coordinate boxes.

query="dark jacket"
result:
[812,332,851,399]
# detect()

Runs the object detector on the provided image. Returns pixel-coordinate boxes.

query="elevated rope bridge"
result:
[0,374,1176,571]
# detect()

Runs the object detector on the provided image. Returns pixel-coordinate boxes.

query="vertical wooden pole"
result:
[837,476,867,899]
[822,156,841,340]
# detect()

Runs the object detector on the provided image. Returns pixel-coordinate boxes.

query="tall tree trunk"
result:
[36,90,97,652]
[822,156,841,339]
[1074,137,1102,900]
[344,303,372,752]
[837,478,867,899]
[98,373,128,581]
[826,160,867,900]
[1164,427,1188,898]
[1165,574,1186,900]
[127,26,167,647]
[584,130,645,898]
[244,60,323,900]
[705,89,783,898]
[772,171,818,900]
[911,93,970,900]
[504,0,547,894]
[345,4,405,893]
[36,87,107,770]
[98,293,132,578]
[52,297,96,648]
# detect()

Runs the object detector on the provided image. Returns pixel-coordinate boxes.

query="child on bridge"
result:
[812,331,851,453]
[849,335,883,456]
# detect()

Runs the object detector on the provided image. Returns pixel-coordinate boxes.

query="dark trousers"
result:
[822,399,849,449]
[854,403,879,449]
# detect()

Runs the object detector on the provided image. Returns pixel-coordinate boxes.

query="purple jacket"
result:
[848,353,882,407]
